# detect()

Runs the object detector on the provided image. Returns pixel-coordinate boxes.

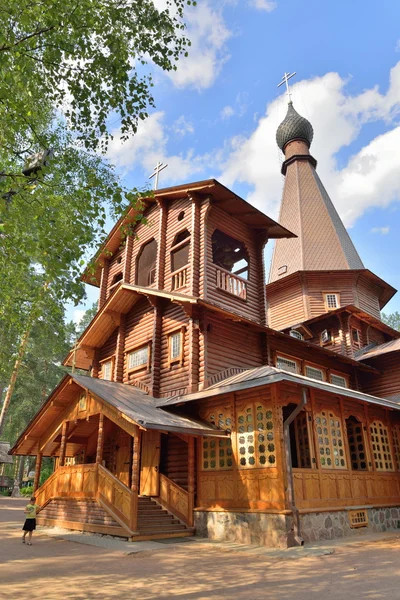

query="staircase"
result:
[135,496,193,540]
[37,498,129,538]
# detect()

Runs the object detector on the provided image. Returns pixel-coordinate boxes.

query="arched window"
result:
[110,272,123,287]
[346,416,368,470]
[136,239,157,287]
[171,229,190,273]
[211,229,249,279]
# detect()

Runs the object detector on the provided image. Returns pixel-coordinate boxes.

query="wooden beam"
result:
[187,437,195,527]
[96,414,105,464]
[33,452,42,492]
[130,427,142,532]
[59,422,68,467]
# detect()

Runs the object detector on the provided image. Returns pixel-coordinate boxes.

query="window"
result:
[305,365,325,381]
[320,329,332,345]
[391,425,400,470]
[293,411,312,468]
[171,230,190,274]
[276,356,298,374]
[212,229,249,279]
[324,293,340,310]
[351,328,362,349]
[290,329,303,340]
[136,239,157,287]
[102,360,113,381]
[202,409,232,471]
[315,411,347,469]
[168,330,184,365]
[370,420,394,471]
[330,374,348,388]
[110,272,123,287]
[127,345,149,371]
[236,402,276,468]
[346,416,367,470]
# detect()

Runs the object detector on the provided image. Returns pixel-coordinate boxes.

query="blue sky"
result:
[69,0,400,323]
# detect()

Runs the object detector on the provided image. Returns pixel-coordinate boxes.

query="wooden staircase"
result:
[37,498,129,537]
[134,496,193,541]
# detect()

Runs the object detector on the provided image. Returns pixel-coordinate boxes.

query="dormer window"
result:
[351,328,362,349]
[100,357,114,381]
[289,329,303,340]
[321,329,332,345]
[136,239,157,287]
[323,293,340,310]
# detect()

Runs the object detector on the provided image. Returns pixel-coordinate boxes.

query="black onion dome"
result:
[276,102,314,152]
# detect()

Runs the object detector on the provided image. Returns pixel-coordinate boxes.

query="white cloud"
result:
[221,105,235,119]
[220,63,400,226]
[371,227,390,234]
[172,115,194,137]
[248,0,277,12]
[107,111,210,184]
[166,3,231,90]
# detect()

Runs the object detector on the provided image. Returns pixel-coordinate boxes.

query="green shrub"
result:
[20,486,34,496]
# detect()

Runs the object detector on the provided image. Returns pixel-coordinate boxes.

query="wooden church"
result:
[11,97,400,547]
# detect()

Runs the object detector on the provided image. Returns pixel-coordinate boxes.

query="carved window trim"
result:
[346,416,368,471]
[330,372,348,388]
[323,292,340,311]
[99,355,115,381]
[370,420,394,471]
[276,354,299,374]
[391,425,400,471]
[314,409,347,469]
[125,343,151,373]
[236,401,276,469]
[305,364,325,381]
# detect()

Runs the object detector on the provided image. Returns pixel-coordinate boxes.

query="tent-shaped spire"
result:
[269,102,364,283]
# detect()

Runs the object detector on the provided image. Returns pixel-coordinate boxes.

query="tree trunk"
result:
[0,315,35,437]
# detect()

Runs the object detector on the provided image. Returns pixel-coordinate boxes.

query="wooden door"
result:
[140,430,161,496]
[115,430,132,487]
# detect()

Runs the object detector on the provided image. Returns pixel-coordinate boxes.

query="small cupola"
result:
[276,102,314,153]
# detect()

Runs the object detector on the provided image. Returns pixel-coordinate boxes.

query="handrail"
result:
[158,473,191,526]
[97,464,137,532]
[215,266,247,300]
[171,265,188,290]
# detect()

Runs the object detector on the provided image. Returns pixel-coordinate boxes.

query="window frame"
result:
[99,355,115,381]
[170,230,191,279]
[320,329,333,346]
[330,372,348,388]
[125,343,151,373]
[168,327,185,367]
[323,292,340,311]
[289,329,303,340]
[304,364,326,382]
[345,416,369,471]
[369,420,395,472]
[200,406,233,472]
[314,409,347,470]
[276,354,299,374]
[236,401,277,469]
[351,327,362,349]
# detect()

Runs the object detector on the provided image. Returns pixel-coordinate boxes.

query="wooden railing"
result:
[35,463,138,534]
[215,267,247,300]
[97,464,137,533]
[171,266,188,291]
[158,473,192,526]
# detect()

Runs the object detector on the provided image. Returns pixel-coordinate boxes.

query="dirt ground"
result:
[1,497,400,599]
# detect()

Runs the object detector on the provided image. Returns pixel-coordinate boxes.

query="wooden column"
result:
[150,298,163,397]
[255,232,268,326]
[98,259,110,310]
[96,414,105,464]
[114,315,126,382]
[130,427,142,532]
[187,437,195,527]
[156,198,168,290]
[123,234,134,283]
[59,421,68,467]
[33,452,42,492]
[190,194,201,297]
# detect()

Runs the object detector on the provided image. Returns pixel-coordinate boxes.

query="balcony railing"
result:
[216,267,247,300]
[171,266,188,291]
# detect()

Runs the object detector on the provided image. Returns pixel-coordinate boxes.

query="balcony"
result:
[216,267,247,300]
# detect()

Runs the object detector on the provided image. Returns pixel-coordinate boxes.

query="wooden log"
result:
[59,421,68,467]
[130,427,142,532]
[187,437,195,526]
[96,414,105,464]
[33,452,42,492]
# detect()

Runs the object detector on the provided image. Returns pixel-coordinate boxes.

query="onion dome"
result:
[276,102,314,152]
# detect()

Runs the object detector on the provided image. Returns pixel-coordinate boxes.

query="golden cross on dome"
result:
[149,161,168,190]
[277,71,296,102]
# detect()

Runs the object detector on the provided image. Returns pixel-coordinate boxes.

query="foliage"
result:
[40,460,55,485]
[20,486,34,497]
[382,312,400,331]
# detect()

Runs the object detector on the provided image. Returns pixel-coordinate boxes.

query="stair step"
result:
[138,527,188,535]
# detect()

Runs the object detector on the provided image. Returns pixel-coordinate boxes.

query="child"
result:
[22,496,39,545]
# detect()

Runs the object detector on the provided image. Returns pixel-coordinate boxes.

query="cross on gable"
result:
[149,161,168,190]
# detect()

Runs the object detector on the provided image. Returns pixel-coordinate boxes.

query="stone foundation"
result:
[195,506,400,548]
[194,511,294,548]
[300,506,400,543]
